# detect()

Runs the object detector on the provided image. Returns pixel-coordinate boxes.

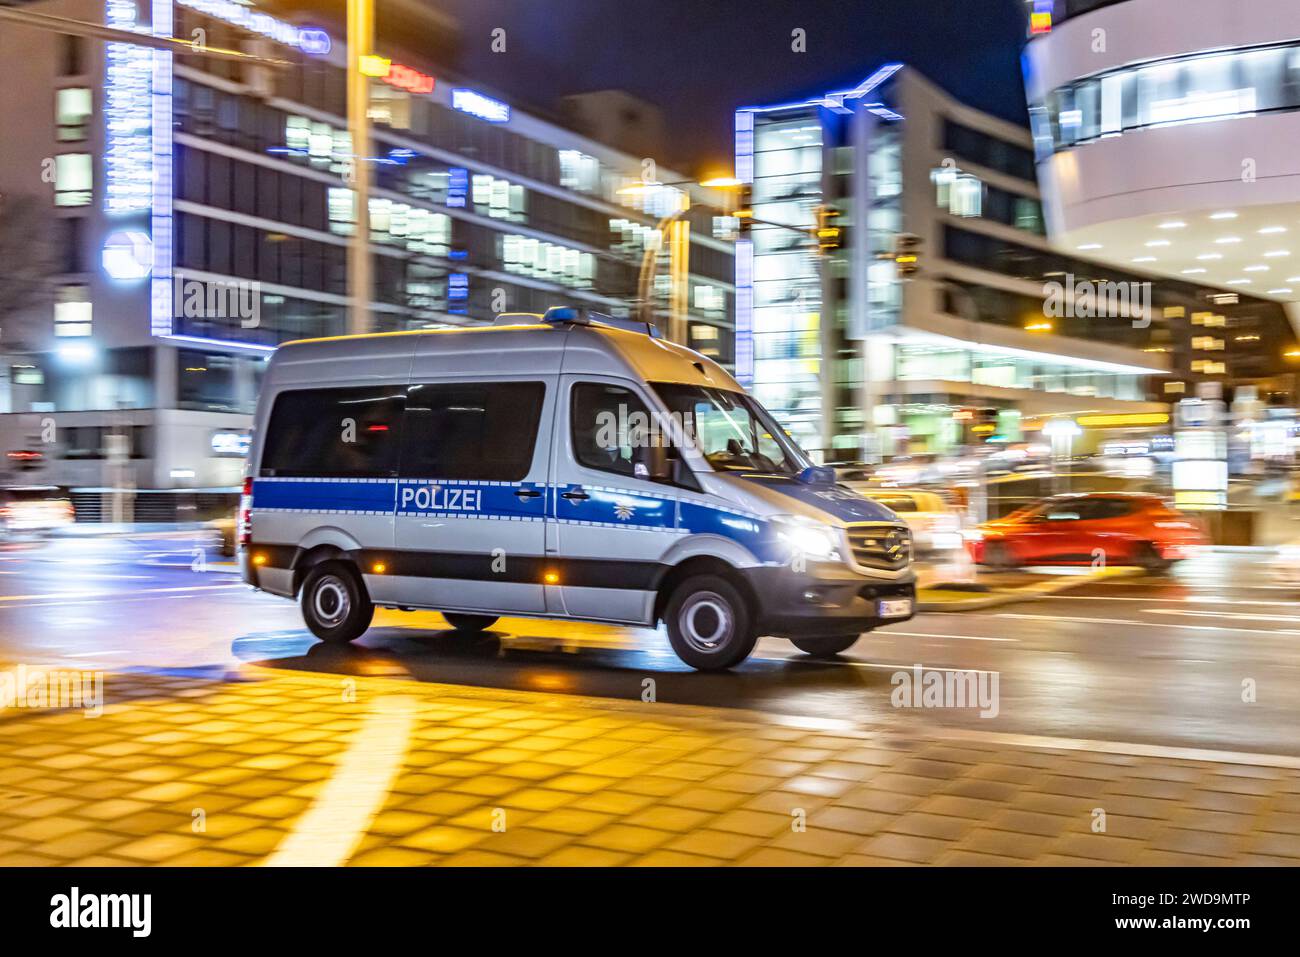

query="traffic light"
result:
[735,184,753,239]
[815,205,842,254]
[894,233,921,276]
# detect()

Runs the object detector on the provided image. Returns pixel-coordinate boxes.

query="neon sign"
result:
[362,55,435,95]
[298,29,331,56]
[384,63,435,95]
[452,89,510,123]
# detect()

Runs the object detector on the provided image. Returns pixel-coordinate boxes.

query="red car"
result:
[969,493,1207,569]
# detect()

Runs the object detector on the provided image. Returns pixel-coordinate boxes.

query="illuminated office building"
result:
[0,0,734,504]
[736,65,1172,460]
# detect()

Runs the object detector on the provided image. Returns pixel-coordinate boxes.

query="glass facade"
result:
[737,67,1172,460]
[1030,41,1300,157]
[747,109,825,447]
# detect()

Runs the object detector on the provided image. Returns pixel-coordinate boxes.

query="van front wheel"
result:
[790,633,861,658]
[664,575,757,671]
[301,561,374,643]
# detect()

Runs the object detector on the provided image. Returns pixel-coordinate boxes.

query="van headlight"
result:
[773,516,842,562]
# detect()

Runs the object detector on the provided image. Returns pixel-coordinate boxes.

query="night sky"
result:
[436,0,1030,173]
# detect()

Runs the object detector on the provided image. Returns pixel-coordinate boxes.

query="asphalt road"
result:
[1,530,1297,756]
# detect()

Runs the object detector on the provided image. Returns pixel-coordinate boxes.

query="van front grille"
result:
[847,524,911,571]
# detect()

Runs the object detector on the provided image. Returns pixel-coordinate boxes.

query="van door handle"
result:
[561,489,590,501]
[514,488,541,499]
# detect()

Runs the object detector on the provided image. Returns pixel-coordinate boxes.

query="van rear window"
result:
[261,387,405,478]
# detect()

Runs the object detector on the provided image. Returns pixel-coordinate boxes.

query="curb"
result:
[917,565,1146,612]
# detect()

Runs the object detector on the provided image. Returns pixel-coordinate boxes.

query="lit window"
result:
[559,150,600,193]
[54,153,92,206]
[56,87,92,142]
[55,285,92,336]
[327,187,354,234]
[694,285,725,314]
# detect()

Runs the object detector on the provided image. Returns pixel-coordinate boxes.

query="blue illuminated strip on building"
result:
[734,111,754,183]
[447,167,468,208]
[734,240,754,387]
[104,0,154,214]
[733,108,755,386]
[151,0,175,336]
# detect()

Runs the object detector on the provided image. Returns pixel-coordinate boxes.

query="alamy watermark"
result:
[0,665,104,717]
[1043,272,1150,328]
[50,887,150,937]
[595,405,694,450]
[891,664,999,718]
[173,270,261,328]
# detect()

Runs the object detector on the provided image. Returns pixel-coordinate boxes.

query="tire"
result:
[300,561,374,643]
[443,613,498,632]
[790,633,861,658]
[664,575,758,671]
[1136,542,1172,572]
[984,541,1017,569]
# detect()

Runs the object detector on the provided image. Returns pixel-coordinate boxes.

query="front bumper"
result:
[743,562,916,638]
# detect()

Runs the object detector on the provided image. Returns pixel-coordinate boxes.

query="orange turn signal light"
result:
[252,553,268,566]
[543,571,560,585]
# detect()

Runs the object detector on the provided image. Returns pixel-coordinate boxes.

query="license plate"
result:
[879,598,912,618]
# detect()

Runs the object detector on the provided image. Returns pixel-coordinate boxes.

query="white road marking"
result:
[1146,609,1300,624]
[1054,594,1300,607]
[758,654,1001,677]
[264,694,417,867]
[0,583,244,603]
[993,613,1138,629]
[995,611,1300,637]
[878,630,1018,643]
[1098,579,1296,591]
[934,726,1300,770]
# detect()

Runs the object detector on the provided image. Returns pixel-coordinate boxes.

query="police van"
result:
[239,307,915,670]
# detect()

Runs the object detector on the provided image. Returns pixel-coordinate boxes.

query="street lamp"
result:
[617,178,742,344]
[346,0,375,335]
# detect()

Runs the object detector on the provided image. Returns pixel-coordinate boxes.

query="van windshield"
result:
[651,383,812,476]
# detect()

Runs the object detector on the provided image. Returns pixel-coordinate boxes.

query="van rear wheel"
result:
[664,575,757,671]
[790,634,861,658]
[443,613,498,632]
[301,561,374,644]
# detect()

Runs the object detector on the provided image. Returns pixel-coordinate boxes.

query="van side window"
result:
[572,382,663,478]
[401,382,544,481]
[261,387,404,478]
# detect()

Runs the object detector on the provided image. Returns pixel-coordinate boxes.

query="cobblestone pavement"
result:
[1,665,1298,866]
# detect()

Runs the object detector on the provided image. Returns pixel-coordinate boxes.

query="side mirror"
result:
[796,465,837,486]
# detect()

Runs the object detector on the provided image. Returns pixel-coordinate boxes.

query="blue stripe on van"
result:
[679,499,770,558]
[252,477,780,560]
[252,479,396,513]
